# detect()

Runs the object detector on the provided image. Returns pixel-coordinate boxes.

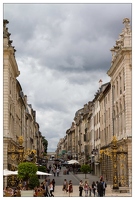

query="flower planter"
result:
[21,190,34,197]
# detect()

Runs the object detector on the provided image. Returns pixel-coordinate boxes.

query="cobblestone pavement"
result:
[53,185,132,197]
[71,172,132,197]
[40,166,132,197]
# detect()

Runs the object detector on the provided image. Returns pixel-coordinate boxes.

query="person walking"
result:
[97,180,104,197]
[56,168,60,176]
[79,180,83,197]
[49,165,52,173]
[41,181,46,196]
[89,185,92,196]
[53,168,56,177]
[68,180,73,197]
[62,179,68,193]
[96,181,99,197]
[92,181,96,197]
[44,180,50,197]
[49,182,54,197]
[52,179,55,192]
[83,181,89,197]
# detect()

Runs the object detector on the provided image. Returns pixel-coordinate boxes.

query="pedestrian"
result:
[67,168,69,175]
[49,164,51,172]
[41,181,46,196]
[92,181,96,196]
[83,181,89,197]
[49,182,54,197]
[102,180,107,196]
[56,168,60,176]
[52,179,55,192]
[47,178,50,185]
[97,180,104,197]
[53,168,56,177]
[96,181,99,196]
[45,179,50,197]
[89,185,92,196]
[62,179,68,193]
[100,175,103,181]
[79,180,83,197]
[68,180,73,197]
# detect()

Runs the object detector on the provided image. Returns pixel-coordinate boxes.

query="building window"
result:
[120,76,122,94]
[117,80,118,96]
[108,92,110,102]
[120,87,122,94]
[123,70,125,91]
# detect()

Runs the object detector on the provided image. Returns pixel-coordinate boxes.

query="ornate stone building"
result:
[98,82,111,180]
[56,18,132,190]
[56,137,67,159]
[3,20,45,187]
[3,19,21,171]
[106,18,132,188]
[66,122,75,159]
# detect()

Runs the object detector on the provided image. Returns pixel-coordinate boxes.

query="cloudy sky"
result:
[3,2,132,152]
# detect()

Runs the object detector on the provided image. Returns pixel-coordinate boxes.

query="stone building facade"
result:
[106,18,132,188]
[56,18,132,189]
[3,20,45,186]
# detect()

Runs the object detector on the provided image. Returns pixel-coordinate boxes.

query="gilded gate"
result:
[7,137,24,187]
[6,136,36,187]
[117,144,128,187]
[100,136,128,189]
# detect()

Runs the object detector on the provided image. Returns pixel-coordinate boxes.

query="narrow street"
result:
[40,161,81,186]
[38,162,131,197]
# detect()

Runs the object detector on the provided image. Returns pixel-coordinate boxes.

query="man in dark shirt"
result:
[97,180,104,197]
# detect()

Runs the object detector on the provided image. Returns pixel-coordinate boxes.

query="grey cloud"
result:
[4,3,131,151]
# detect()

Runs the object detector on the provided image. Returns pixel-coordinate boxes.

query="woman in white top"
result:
[49,182,54,197]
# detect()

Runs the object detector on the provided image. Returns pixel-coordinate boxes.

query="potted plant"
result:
[80,164,91,184]
[28,174,40,189]
[18,162,38,196]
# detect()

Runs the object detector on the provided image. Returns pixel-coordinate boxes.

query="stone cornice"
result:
[4,48,20,77]
[107,47,131,77]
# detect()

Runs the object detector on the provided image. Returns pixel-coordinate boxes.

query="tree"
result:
[28,174,40,189]
[42,136,48,153]
[38,165,47,172]
[18,162,38,189]
[80,164,91,179]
